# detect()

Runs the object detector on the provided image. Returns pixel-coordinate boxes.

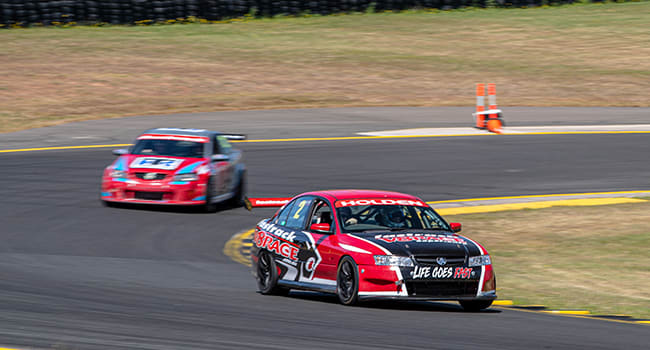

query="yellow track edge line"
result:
[543,310,591,315]
[0,144,132,153]
[2,130,650,153]
[492,306,648,326]
[433,198,647,215]
[426,190,650,204]
[491,300,514,306]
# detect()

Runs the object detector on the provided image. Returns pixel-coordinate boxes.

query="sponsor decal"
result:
[412,266,453,279]
[375,233,467,245]
[130,157,184,170]
[258,221,297,242]
[411,266,474,279]
[249,198,292,207]
[335,198,426,207]
[454,267,473,279]
[254,230,299,261]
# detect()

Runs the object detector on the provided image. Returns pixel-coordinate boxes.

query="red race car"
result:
[250,190,496,310]
[101,128,246,212]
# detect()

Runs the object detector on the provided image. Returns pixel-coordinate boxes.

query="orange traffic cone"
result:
[487,116,503,134]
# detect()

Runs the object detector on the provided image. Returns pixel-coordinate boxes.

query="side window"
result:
[284,196,314,230]
[274,201,295,226]
[215,135,232,154]
[310,199,333,232]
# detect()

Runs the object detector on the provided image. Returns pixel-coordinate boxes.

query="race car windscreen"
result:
[130,139,205,158]
[337,204,451,233]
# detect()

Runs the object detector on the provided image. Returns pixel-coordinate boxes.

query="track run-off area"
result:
[0,107,649,349]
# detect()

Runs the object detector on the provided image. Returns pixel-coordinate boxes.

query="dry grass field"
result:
[445,199,650,318]
[1,2,649,133]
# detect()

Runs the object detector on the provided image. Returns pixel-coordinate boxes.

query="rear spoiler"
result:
[244,197,291,211]
[222,134,247,141]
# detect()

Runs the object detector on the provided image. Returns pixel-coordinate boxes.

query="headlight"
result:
[468,255,491,267]
[109,170,127,178]
[374,255,414,267]
[173,173,199,182]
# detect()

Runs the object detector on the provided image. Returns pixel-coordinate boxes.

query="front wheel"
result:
[336,256,359,305]
[459,300,493,312]
[256,250,289,296]
[229,170,246,208]
[203,178,218,213]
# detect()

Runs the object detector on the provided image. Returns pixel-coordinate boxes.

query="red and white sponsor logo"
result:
[137,134,209,143]
[335,198,426,207]
[412,266,474,279]
[375,234,467,245]
[254,231,299,261]
[249,198,292,207]
[454,267,473,279]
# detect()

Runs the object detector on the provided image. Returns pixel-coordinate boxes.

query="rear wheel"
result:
[459,300,493,312]
[336,256,359,305]
[256,250,289,296]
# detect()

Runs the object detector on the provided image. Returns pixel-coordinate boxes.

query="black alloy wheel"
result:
[336,256,359,305]
[256,251,289,296]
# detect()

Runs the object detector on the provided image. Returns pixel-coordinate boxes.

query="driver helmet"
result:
[386,207,406,227]
[339,207,352,223]
[151,140,168,155]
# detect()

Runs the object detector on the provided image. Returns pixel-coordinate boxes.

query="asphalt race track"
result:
[1,108,649,349]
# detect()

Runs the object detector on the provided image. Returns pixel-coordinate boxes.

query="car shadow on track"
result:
[286,291,501,314]
[102,201,236,214]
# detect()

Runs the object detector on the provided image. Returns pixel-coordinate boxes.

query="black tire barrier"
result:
[1,0,618,27]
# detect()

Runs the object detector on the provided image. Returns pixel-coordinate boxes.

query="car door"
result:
[304,198,345,284]
[212,135,235,195]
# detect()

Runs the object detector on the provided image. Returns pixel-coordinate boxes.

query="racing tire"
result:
[336,256,360,306]
[459,300,493,312]
[256,250,290,296]
[203,178,218,213]
[229,170,246,208]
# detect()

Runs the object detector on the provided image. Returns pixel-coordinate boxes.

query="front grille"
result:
[406,281,479,297]
[134,191,164,200]
[135,172,167,180]
[413,255,466,267]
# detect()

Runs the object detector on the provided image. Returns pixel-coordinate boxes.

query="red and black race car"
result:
[101,128,246,212]
[250,190,496,310]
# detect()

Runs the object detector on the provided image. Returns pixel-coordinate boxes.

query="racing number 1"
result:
[293,200,307,219]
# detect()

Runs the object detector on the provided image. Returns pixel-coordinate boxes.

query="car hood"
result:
[112,155,207,174]
[352,230,483,257]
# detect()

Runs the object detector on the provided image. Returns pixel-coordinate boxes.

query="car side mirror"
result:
[112,149,128,156]
[450,222,462,233]
[310,223,331,233]
[211,154,230,162]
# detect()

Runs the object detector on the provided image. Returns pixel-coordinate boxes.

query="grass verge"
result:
[445,199,650,318]
[1,2,649,133]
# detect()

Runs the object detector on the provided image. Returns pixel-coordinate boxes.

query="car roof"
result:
[140,128,219,138]
[300,189,422,202]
